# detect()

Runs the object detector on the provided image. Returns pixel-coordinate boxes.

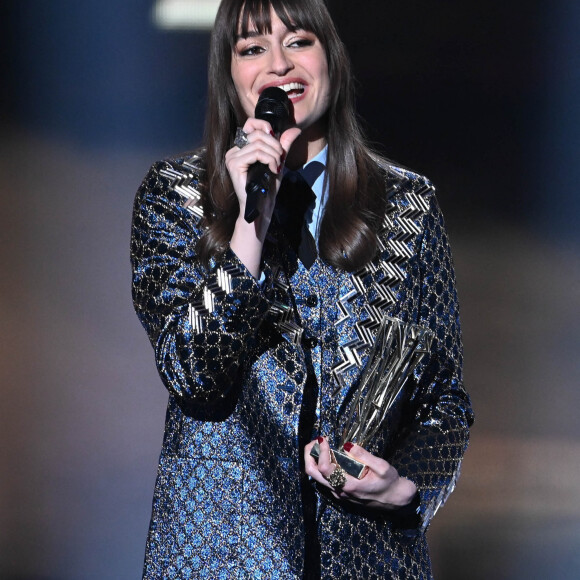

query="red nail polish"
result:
[270,130,276,137]
[317,436,324,444]
[343,442,354,452]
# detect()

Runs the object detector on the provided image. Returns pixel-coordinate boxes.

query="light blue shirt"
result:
[285,145,328,242]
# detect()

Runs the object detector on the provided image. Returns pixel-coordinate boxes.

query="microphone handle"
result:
[244,161,271,223]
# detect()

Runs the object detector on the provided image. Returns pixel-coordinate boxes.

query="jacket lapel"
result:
[330,170,435,416]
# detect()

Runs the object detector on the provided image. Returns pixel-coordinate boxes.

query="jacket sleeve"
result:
[389,192,474,532]
[130,161,272,407]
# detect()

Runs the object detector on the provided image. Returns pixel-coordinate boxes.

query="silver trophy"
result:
[311,316,434,478]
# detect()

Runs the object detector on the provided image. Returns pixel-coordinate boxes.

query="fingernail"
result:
[277,164,282,173]
[270,130,275,137]
[317,436,324,444]
[343,442,354,452]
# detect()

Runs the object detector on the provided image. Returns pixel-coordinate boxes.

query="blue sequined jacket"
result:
[131,151,473,579]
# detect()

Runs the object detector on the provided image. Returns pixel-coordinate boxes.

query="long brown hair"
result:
[198,0,386,271]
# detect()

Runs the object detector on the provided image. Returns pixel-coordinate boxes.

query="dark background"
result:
[1,1,579,578]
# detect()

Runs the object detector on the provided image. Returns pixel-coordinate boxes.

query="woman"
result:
[131,0,473,578]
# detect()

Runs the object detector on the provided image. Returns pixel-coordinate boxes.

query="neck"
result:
[285,122,327,170]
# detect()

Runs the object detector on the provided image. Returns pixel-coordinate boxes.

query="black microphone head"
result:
[255,87,291,134]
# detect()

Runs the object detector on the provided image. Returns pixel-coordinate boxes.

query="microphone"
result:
[244,86,292,223]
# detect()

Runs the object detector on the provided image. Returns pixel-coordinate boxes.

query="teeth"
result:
[278,82,305,94]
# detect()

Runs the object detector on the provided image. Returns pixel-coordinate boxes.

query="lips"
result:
[278,82,305,99]
[260,80,306,101]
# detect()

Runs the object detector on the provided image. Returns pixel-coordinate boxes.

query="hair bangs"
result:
[235,0,326,43]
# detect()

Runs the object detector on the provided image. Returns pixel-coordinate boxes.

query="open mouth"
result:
[278,82,305,99]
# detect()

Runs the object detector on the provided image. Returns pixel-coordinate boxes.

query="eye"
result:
[237,44,265,57]
[287,37,314,49]
[285,30,317,49]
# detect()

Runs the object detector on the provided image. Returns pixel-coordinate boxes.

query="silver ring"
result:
[234,127,250,149]
[327,465,347,490]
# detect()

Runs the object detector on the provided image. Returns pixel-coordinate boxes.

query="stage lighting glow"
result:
[153,0,220,30]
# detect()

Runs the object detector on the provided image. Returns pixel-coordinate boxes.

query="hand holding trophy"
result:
[311,316,434,478]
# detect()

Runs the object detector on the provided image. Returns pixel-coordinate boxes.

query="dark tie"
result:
[275,172,318,268]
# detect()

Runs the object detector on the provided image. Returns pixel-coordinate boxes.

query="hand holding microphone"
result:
[242,87,292,223]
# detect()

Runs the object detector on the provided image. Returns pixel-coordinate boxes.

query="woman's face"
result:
[231,8,331,134]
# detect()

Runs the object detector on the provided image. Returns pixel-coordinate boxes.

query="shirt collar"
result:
[280,145,328,240]
[297,145,327,190]
[283,145,328,189]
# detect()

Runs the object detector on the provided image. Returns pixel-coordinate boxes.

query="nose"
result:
[269,45,293,75]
